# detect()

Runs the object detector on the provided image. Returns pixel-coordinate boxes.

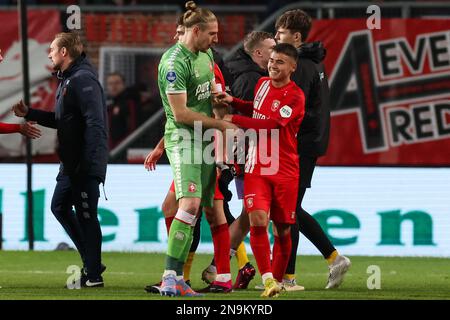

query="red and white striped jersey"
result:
[245,77,305,178]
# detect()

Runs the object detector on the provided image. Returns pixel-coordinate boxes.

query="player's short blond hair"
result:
[243,31,275,55]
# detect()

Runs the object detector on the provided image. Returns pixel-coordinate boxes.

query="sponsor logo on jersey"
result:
[195,81,211,100]
[280,105,292,118]
[253,111,267,119]
[166,71,177,83]
[271,100,280,112]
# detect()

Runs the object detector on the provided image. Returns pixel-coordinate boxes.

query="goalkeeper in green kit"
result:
[156,1,237,297]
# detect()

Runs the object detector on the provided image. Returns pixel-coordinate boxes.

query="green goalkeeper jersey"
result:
[158,43,215,147]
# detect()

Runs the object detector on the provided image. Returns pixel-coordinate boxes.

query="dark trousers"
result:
[285,157,336,275]
[51,173,102,279]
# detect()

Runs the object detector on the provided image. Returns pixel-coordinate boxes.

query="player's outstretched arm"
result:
[215,92,253,117]
[12,100,57,129]
[226,114,279,130]
[167,93,238,131]
[0,121,41,139]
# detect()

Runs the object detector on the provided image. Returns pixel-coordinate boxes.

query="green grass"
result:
[0,251,449,300]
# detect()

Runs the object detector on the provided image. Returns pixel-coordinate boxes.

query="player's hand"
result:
[19,121,41,139]
[214,91,233,105]
[12,100,29,117]
[144,147,164,171]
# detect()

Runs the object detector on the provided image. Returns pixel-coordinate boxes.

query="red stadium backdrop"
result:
[0,10,60,158]
[309,19,450,166]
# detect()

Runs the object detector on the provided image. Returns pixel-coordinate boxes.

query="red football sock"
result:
[165,217,174,235]
[211,223,231,274]
[272,233,292,282]
[250,226,271,276]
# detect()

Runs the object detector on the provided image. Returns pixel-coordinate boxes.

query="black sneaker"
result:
[80,264,107,288]
[82,277,104,288]
[144,281,162,294]
[197,280,233,293]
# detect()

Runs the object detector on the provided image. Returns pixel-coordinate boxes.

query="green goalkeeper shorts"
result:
[165,140,216,208]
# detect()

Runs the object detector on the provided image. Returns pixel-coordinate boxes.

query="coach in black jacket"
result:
[13,32,108,287]
[275,10,351,290]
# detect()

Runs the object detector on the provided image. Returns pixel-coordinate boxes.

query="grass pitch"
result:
[0,251,449,300]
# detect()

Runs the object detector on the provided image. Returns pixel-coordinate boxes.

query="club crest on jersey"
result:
[166,71,177,83]
[271,100,280,112]
[188,182,197,193]
[280,105,292,118]
[175,231,185,241]
[246,197,254,208]
[194,69,200,78]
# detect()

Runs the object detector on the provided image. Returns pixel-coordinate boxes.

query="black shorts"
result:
[300,156,317,188]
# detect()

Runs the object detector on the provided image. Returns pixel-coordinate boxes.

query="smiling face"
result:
[268,50,297,83]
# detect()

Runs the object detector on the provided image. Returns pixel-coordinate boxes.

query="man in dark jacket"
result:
[12,32,108,287]
[226,31,275,101]
[275,9,351,290]
[106,72,138,149]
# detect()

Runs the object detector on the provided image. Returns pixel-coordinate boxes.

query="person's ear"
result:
[294,31,302,43]
[193,25,200,37]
